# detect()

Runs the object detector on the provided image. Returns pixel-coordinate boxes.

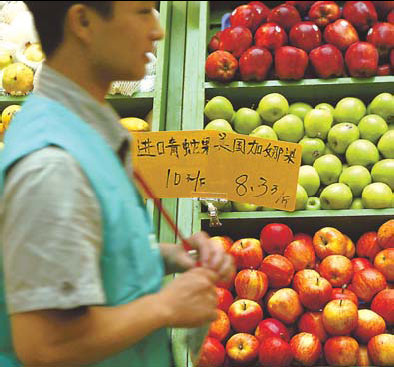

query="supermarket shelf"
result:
[0,92,154,118]
[205,76,394,105]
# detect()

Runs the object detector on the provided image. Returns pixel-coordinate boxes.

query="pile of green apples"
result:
[204,92,394,211]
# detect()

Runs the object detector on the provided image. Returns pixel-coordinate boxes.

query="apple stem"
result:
[340,299,343,307]
[316,277,320,286]
[240,241,244,249]
[243,301,247,311]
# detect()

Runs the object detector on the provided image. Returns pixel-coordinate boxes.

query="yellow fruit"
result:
[2,62,34,96]
[23,43,45,63]
[0,123,4,134]
[119,117,150,132]
[145,109,153,125]
[0,49,13,70]
[2,105,21,129]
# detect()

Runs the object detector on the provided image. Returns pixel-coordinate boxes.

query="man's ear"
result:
[64,4,95,44]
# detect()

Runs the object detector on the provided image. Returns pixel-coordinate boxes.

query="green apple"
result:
[306,197,321,210]
[341,163,349,172]
[346,139,380,168]
[204,96,235,122]
[288,102,313,121]
[334,97,366,125]
[350,198,364,209]
[362,182,392,209]
[371,159,394,190]
[377,130,394,159]
[368,92,394,124]
[339,165,372,197]
[257,93,289,124]
[204,119,234,132]
[320,183,353,210]
[304,109,333,139]
[358,114,388,144]
[299,137,325,165]
[298,165,320,196]
[249,125,278,140]
[273,114,304,143]
[327,123,360,154]
[324,144,334,155]
[295,184,308,210]
[233,108,261,135]
[313,154,343,185]
[315,103,335,115]
[233,201,261,212]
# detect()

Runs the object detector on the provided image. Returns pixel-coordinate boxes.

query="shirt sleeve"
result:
[1,146,106,314]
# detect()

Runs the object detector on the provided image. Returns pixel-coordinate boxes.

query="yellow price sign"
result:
[131,130,302,211]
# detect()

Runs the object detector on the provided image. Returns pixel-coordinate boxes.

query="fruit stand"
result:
[169,1,394,367]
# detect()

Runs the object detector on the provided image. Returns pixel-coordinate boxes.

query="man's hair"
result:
[24,2,113,57]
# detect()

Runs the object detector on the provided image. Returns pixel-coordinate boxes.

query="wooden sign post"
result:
[131,130,302,211]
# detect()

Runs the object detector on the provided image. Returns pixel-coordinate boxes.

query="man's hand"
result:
[160,232,235,283]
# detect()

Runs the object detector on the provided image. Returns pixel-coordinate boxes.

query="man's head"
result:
[25,1,163,82]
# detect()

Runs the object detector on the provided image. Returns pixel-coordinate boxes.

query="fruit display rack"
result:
[169,1,394,367]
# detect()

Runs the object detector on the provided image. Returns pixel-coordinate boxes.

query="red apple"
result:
[226,333,260,365]
[322,299,358,335]
[374,248,394,282]
[319,255,354,287]
[377,219,394,249]
[356,231,382,260]
[275,46,309,80]
[298,311,328,342]
[345,41,379,77]
[294,269,333,311]
[367,22,394,57]
[357,345,373,366]
[249,1,270,26]
[371,289,394,325]
[343,1,378,32]
[208,31,222,52]
[211,235,233,253]
[352,257,373,274]
[230,4,260,32]
[354,309,386,344]
[324,336,359,366]
[239,46,273,82]
[228,299,263,333]
[324,19,360,50]
[267,288,304,325]
[289,21,322,52]
[260,223,294,255]
[388,9,394,23]
[368,334,394,366]
[235,269,268,301]
[352,268,387,302]
[284,239,316,271]
[309,44,345,78]
[216,287,234,313]
[219,26,253,58]
[255,23,288,51]
[344,235,356,259]
[258,336,293,367]
[313,227,347,259]
[216,267,236,290]
[255,318,290,343]
[198,337,226,367]
[205,51,238,82]
[290,332,322,366]
[267,4,301,31]
[286,1,316,14]
[377,64,392,75]
[208,309,231,341]
[260,255,294,288]
[309,1,342,28]
[294,232,313,247]
[229,238,263,270]
[331,286,359,306]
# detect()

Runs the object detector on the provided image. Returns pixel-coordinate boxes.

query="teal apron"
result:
[0,94,171,367]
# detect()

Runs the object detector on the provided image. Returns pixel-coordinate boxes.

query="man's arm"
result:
[12,267,219,367]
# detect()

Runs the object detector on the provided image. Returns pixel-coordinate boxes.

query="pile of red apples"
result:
[205,1,394,82]
[197,219,394,367]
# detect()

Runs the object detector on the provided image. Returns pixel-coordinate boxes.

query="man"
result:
[0,2,234,366]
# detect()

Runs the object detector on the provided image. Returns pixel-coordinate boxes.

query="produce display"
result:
[203,92,394,211]
[205,1,394,82]
[197,219,394,367]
